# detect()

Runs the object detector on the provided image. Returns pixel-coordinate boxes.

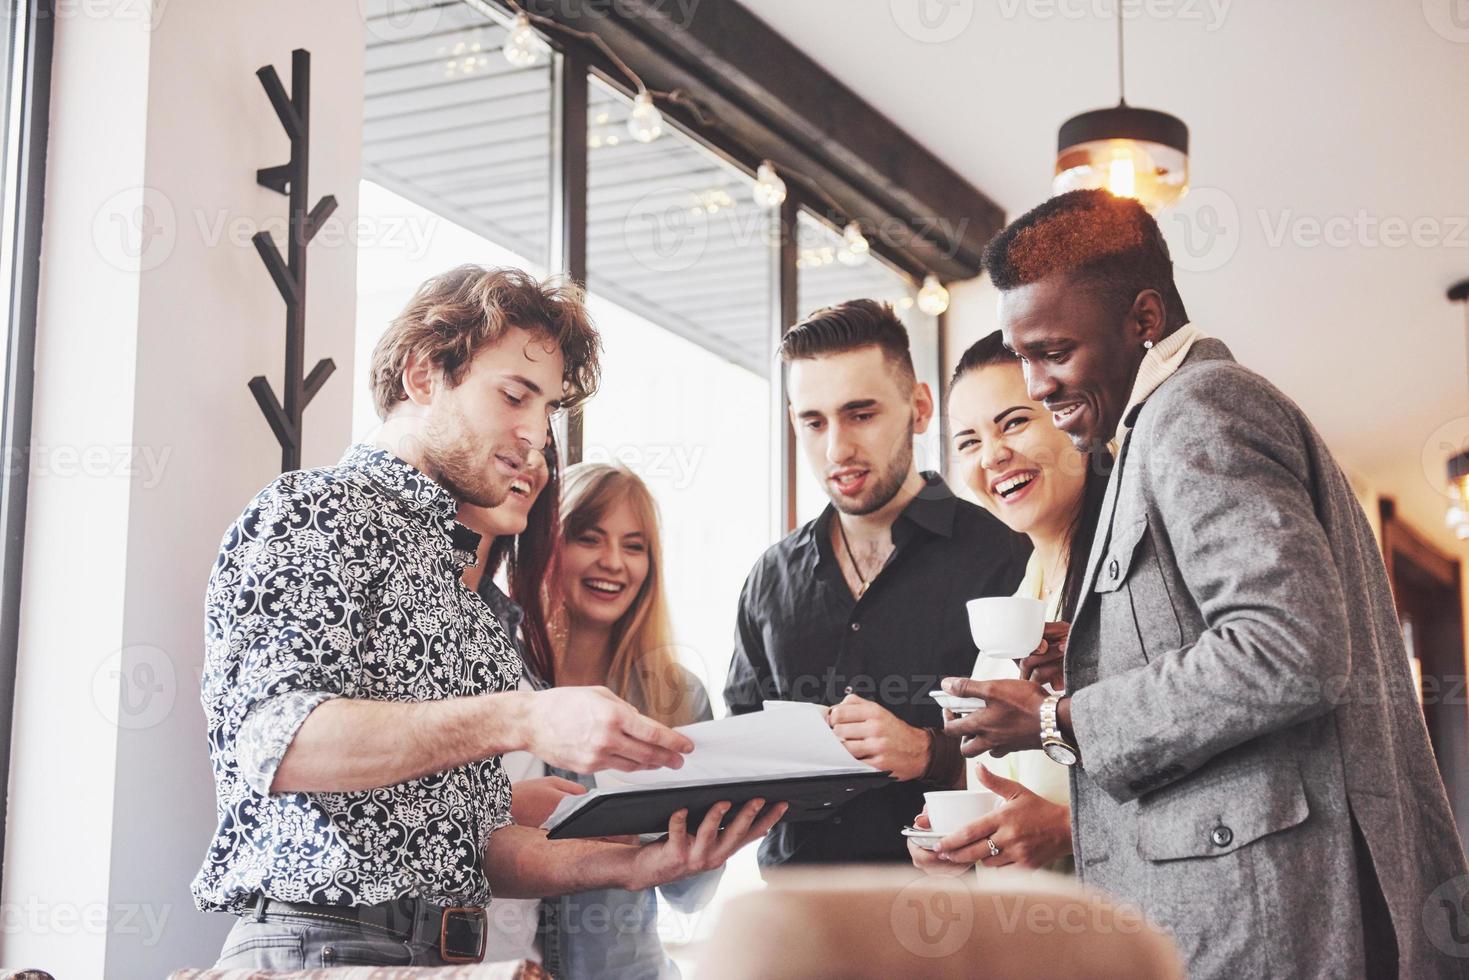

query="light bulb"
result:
[916,274,950,316]
[838,221,870,266]
[503,14,545,69]
[753,161,787,209]
[627,91,663,143]
[1106,146,1137,198]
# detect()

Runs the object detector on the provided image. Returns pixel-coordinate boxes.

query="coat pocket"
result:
[1136,759,1310,861]
[1093,518,1148,594]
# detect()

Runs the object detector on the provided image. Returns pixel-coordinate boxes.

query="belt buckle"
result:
[439,906,487,964]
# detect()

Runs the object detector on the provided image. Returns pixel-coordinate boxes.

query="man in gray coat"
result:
[942,189,1469,978]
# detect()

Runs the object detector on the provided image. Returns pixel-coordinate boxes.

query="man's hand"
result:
[1018,622,1070,691]
[908,808,972,877]
[624,799,789,891]
[933,766,1072,869]
[828,694,931,781]
[519,686,695,773]
[940,678,1049,758]
[510,776,586,828]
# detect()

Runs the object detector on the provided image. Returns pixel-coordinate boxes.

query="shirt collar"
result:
[1115,322,1208,440]
[341,443,460,522]
[805,470,957,550]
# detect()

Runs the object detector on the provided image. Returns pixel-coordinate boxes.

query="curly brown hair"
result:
[369,265,602,420]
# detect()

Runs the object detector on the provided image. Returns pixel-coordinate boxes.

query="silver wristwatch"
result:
[1040,693,1078,766]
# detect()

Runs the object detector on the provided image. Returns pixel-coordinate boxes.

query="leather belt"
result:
[248,893,487,964]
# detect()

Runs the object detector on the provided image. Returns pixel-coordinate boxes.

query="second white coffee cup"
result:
[924,789,1000,834]
[966,595,1046,659]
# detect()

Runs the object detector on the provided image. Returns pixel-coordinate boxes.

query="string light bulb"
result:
[503,13,546,68]
[837,221,870,266]
[916,275,950,316]
[753,161,787,209]
[627,90,663,143]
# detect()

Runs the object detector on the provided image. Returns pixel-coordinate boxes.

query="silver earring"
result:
[1143,340,1155,350]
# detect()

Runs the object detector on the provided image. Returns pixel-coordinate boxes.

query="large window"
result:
[583,76,775,707]
[351,2,950,968]
[355,0,555,439]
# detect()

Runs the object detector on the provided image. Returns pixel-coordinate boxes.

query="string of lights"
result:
[496,0,951,314]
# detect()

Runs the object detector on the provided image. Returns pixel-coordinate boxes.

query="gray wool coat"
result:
[1065,338,1469,978]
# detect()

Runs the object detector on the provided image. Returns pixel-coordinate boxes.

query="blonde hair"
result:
[556,463,693,726]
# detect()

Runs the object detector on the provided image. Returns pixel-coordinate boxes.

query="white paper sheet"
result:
[594,701,872,789]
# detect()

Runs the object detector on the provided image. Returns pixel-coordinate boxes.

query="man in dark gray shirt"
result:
[725,299,1029,868]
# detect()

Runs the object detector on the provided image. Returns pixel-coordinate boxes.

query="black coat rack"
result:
[249,48,338,473]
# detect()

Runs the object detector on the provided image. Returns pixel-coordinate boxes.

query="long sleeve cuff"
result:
[237,690,337,796]
[920,727,965,786]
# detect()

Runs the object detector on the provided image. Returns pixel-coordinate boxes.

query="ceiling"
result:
[732,0,1469,552]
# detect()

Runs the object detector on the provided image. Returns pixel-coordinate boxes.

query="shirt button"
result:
[833,816,843,825]
[1210,825,1233,847]
[850,622,860,632]
[1108,558,1120,580]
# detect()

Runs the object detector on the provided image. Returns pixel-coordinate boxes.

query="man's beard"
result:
[829,420,915,517]
[421,406,519,508]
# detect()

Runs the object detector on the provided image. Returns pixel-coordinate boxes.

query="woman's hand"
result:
[510,775,587,828]
[908,808,974,876]
[934,766,1072,870]
[829,693,931,782]
[624,799,788,891]
[1017,621,1070,691]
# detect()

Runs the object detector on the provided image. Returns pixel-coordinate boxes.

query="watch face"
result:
[1043,742,1078,767]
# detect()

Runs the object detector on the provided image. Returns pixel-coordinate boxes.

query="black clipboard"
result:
[543,769,893,840]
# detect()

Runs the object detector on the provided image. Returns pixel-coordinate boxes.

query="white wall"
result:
[1,2,364,975]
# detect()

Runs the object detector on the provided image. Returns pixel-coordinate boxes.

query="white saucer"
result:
[902,825,944,851]
[929,690,985,715]
[977,647,1032,660]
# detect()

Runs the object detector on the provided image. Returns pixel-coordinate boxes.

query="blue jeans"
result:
[213,912,451,969]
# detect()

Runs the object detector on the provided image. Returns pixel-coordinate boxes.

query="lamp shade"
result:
[1054,103,1190,212]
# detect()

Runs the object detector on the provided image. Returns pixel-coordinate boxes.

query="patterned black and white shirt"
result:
[192,444,521,913]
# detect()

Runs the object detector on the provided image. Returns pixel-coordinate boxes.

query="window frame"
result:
[450,0,963,526]
[0,0,55,897]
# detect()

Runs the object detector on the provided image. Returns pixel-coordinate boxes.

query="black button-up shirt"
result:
[724,473,1030,867]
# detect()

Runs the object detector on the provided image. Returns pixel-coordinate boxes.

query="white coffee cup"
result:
[966,595,1046,659]
[924,789,1000,834]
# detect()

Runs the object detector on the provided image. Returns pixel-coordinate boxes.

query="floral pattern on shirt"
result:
[192,444,522,913]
